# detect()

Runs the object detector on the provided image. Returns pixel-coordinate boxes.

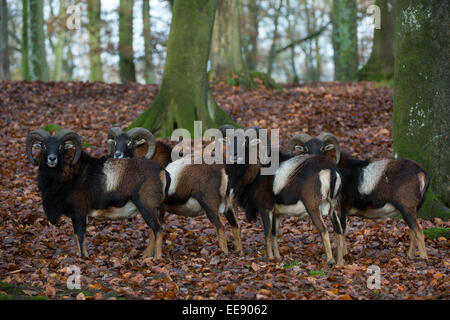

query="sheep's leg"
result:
[197,199,228,254]
[143,230,155,258]
[400,208,427,260]
[224,208,243,255]
[330,207,345,266]
[407,228,417,258]
[271,214,282,262]
[72,216,88,258]
[261,210,274,260]
[414,222,427,259]
[135,202,164,259]
[308,208,335,266]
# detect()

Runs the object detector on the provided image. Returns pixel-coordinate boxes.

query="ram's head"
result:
[107,127,156,159]
[26,129,82,167]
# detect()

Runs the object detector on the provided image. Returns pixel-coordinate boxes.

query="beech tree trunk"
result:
[29,0,49,81]
[129,0,236,137]
[393,0,450,216]
[0,0,10,80]
[142,0,155,84]
[332,0,358,81]
[21,0,29,80]
[88,0,103,82]
[119,0,136,82]
[210,0,244,78]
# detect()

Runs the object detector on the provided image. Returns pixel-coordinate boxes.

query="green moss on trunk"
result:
[393,0,450,215]
[332,0,358,81]
[130,0,237,137]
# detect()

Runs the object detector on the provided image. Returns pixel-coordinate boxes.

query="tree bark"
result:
[21,0,29,80]
[119,0,136,82]
[129,0,236,137]
[142,0,155,84]
[210,0,244,78]
[88,0,103,82]
[29,0,49,81]
[332,0,358,81]
[0,0,10,80]
[267,0,283,78]
[393,0,450,215]
[358,0,396,81]
[246,0,259,70]
[52,0,66,81]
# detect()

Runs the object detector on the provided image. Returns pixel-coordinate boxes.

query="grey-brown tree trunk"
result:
[130,0,236,137]
[332,0,358,81]
[0,0,10,80]
[119,0,136,82]
[210,0,244,78]
[393,0,450,217]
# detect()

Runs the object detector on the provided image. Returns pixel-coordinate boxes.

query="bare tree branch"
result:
[275,21,331,54]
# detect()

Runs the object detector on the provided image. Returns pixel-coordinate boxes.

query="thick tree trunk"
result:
[52,0,66,81]
[130,0,236,137]
[29,0,49,81]
[21,0,29,80]
[119,0,136,82]
[393,0,450,216]
[0,0,10,80]
[358,0,396,81]
[210,0,244,78]
[332,0,358,81]
[142,0,155,84]
[88,0,103,82]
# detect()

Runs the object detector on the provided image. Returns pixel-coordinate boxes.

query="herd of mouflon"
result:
[26,125,429,267]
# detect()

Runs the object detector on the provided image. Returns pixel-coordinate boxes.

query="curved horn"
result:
[127,127,156,159]
[287,133,312,153]
[26,129,50,166]
[317,132,341,164]
[108,127,123,139]
[56,129,82,165]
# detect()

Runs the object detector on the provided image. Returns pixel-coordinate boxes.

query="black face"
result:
[37,136,71,168]
[109,133,134,159]
[223,130,263,165]
[295,138,335,156]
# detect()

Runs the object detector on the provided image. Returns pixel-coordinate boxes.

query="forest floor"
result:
[0,81,448,300]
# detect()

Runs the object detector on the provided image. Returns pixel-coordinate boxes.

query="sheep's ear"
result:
[295,145,305,152]
[107,138,115,145]
[249,138,261,146]
[134,138,146,146]
[32,143,42,149]
[64,142,74,150]
[218,137,227,144]
[324,144,335,151]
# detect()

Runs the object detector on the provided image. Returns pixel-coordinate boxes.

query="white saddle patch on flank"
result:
[165,158,190,196]
[274,200,308,218]
[358,159,391,195]
[103,160,125,193]
[273,155,310,195]
[319,169,331,199]
[89,201,138,220]
[348,203,398,219]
